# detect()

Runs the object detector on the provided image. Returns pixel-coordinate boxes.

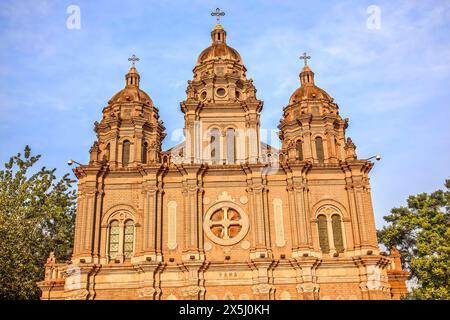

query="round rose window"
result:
[204,203,249,246]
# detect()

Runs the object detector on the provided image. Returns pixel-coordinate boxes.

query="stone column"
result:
[136,263,161,300]
[299,117,313,161]
[293,258,320,300]
[80,185,97,262]
[294,184,309,249]
[155,183,164,258]
[179,165,204,261]
[353,181,374,249]
[92,189,104,263]
[251,261,275,300]
[362,187,378,247]
[247,119,259,163]
[73,192,85,257]
[326,128,337,163]
[253,185,265,247]
[185,123,195,163]
[135,133,143,164]
[286,164,311,256]
[286,185,299,249]
[345,178,362,251]
[344,161,379,253]
[197,187,205,254]
[117,220,125,262]
[109,129,119,168]
[326,215,336,254]
[142,186,157,259]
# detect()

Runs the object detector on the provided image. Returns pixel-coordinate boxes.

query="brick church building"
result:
[38,14,409,300]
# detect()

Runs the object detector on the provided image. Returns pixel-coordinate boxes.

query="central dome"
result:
[197,43,242,64]
[196,23,243,65]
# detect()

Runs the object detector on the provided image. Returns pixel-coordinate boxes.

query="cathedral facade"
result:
[38,20,409,300]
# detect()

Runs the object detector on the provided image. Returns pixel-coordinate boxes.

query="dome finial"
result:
[210,9,227,44]
[299,52,315,86]
[125,54,140,87]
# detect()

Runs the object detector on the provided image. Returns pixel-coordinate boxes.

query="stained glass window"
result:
[317,215,329,253]
[332,215,344,253]
[109,220,120,259]
[124,220,134,259]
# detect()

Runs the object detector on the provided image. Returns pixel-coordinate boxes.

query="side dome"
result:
[109,87,153,105]
[289,85,332,104]
[288,65,332,104]
[108,66,153,105]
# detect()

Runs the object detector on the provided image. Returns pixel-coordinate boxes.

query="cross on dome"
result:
[300,52,311,66]
[211,8,225,23]
[128,54,140,67]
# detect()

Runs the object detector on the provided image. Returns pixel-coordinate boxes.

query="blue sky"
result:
[0,0,449,228]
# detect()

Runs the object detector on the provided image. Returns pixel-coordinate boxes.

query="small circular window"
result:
[216,88,226,97]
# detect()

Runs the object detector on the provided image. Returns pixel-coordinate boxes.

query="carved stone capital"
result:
[251,283,272,295]
[182,285,201,297]
[138,287,156,298]
[296,283,320,293]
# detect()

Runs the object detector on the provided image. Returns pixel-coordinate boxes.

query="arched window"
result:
[226,128,236,164]
[109,221,120,259]
[317,215,329,253]
[142,142,148,164]
[123,220,135,259]
[210,129,220,164]
[315,137,324,163]
[122,140,131,167]
[296,140,303,160]
[105,143,110,161]
[332,214,344,253]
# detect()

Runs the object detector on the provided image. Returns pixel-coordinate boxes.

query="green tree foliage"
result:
[0,146,76,300]
[378,179,450,300]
